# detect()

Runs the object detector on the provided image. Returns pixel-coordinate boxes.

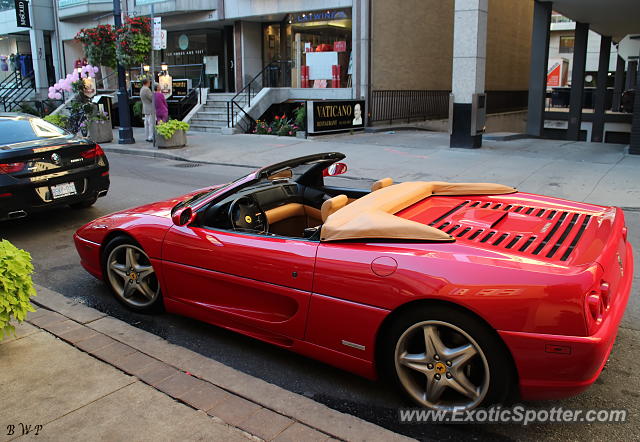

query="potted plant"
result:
[155,119,189,148]
[88,110,113,143]
[0,240,36,340]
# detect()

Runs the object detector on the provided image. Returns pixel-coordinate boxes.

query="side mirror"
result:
[323,162,348,177]
[171,206,195,226]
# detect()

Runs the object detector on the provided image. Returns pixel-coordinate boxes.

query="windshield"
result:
[0,117,68,146]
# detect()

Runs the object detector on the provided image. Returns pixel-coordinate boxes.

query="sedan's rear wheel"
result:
[103,237,162,312]
[381,305,514,412]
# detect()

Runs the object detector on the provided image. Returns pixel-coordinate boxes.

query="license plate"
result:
[51,182,77,199]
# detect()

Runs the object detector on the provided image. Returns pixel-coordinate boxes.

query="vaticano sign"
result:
[307,100,365,134]
[15,0,30,28]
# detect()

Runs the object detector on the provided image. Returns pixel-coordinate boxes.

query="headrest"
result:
[321,194,348,222]
[371,177,393,192]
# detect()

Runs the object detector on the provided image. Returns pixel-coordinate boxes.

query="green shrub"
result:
[132,101,143,119]
[44,113,70,130]
[156,119,190,139]
[0,240,36,340]
[293,105,306,130]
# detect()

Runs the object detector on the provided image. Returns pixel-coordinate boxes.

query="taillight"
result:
[81,144,104,159]
[586,292,603,321]
[0,162,26,174]
[585,279,610,333]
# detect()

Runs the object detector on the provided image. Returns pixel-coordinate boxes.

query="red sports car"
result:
[74,152,633,412]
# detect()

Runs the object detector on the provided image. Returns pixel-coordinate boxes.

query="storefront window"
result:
[164,29,225,91]
[262,8,352,89]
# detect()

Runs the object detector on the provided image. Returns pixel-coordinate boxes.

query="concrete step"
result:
[203,102,247,111]
[191,118,227,125]
[196,111,227,117]
[189,124,223,133]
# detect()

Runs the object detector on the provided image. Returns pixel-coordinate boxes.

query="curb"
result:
[28,284,414,442]
[102,145,260,170]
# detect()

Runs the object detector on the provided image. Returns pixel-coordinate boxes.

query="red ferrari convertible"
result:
[74,152,633,411]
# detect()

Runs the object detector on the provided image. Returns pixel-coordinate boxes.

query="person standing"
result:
[154,84,169,123]
[140,78,154,142]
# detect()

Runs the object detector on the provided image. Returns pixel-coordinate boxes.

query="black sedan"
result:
[0,113,109,221]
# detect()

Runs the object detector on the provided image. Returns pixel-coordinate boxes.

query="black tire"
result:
[379,304,515,411]
[101,236,163,313]
[70,197,98,209]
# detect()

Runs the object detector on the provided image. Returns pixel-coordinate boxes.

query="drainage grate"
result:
[173,162,204,168]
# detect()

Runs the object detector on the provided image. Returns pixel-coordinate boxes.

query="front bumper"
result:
[74,233,103,280]
[499,240,634,400]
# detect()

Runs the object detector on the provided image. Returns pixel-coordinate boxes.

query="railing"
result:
[168,87,199,121]
[12,99,65,117]
[128,63,205,86]
[226,60,291,131]
[370,90,450,124]
[370,90,529,124]
[0,73,36,112]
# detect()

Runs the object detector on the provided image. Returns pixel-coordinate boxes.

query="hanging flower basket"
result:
[115,16,152,69]
[75,24,117,69]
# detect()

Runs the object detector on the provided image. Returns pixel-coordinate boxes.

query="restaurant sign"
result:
[307,100,365,134]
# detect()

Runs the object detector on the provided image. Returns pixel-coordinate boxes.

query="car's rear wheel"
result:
[102,236,162,312]
[380,305,513,412]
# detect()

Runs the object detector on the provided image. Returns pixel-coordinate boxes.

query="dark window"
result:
[0,118,67,146]
[559,36,575,53]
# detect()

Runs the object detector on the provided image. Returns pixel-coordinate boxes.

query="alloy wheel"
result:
[106,244,160,309]
[394,320,490,411]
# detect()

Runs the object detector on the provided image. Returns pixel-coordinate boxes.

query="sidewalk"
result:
[0,285,412,442]
[102,127,640,208]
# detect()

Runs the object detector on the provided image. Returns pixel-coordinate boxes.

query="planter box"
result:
[156,129,187,148]
[89,120,113,143]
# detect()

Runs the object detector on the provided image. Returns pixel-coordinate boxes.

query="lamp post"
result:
[113,0,135,144]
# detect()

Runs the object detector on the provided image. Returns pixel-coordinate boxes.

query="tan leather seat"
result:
[321,194,348,222]
[371,177,393,192]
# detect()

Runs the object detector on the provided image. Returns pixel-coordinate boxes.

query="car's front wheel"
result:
[380,305,514,412]
[102,236,162,312]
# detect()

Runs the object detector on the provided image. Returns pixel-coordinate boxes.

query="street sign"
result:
[161,30,167,50]
[152,18,163,50]
[618,35,640,62]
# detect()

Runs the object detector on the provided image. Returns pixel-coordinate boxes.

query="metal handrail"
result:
[226,60,291,129]
[0,71,19,90]
[0,73,35,112]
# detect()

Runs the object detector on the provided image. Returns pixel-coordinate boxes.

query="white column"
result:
[450,0,488,148]
[352,0,370,101]
[29,28,49,93]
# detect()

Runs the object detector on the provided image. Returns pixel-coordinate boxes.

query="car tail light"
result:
[622,226,628,242]
[81,144,105,159]
[586,292,603,321]
[599,281,610,309]
[0,192,12,198]
[0,162,26,174]
[585,279,611,333]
